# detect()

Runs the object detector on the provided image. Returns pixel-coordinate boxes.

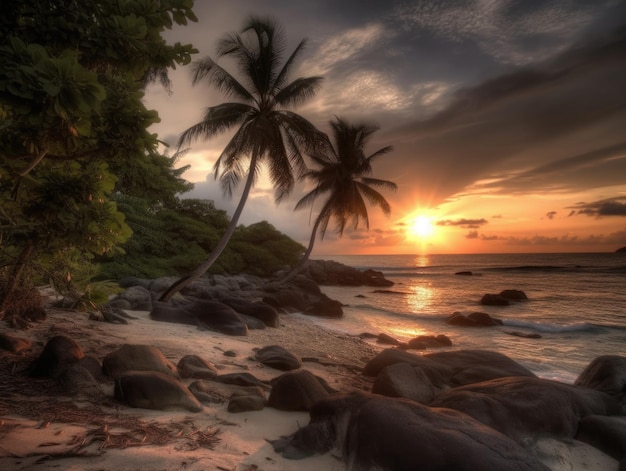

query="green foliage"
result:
[0,0,198,321]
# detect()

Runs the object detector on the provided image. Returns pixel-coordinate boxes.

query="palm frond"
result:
[192,57,253,101]
[356,182,392,215]
[274,76,324,107]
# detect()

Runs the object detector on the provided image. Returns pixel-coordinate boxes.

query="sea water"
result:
[306,253,626,384]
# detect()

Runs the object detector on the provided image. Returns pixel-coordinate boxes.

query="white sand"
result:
[0,307,619,470]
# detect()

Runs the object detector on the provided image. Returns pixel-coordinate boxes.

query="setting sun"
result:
[408,215,435,239]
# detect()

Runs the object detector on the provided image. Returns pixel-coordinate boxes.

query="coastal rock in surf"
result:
[480,293,510,305]
[430,376,620,443]
[576,415,626,462]
[272,391,551,470]
[575,355,626,403]
[302,259,394,287]
[268,370,337,411]
[115,370,203,412]
[499,289,528,300]
[406,334,453,349]
[177,354,219,380]
[376,333,402,346]
[363,349,536,386]
[254,345,302,371]
[102,344,179,379]
[446,311,503,327]
[30,335,85,378]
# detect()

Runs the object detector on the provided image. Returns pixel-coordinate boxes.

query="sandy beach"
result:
[0,304,620,471]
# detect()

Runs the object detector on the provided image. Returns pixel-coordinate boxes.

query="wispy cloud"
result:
[569,196,626,217]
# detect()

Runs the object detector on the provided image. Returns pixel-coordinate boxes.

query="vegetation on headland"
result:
[1,4,396,326]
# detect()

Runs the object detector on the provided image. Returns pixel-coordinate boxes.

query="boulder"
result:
[430,376,620,442]
[575,355,626,403]
[215,372,269,390]
[363,349,536,387]
[303,260,394,287]
[377,333,402,346]
[255,345,302,371]
[446,311,503,327]
[576,415,626,461]
[108,285,153,311]
[150,300,248,336]
[268,370,337,411]
[499,289,528,301]
[57,364,105,400]
[228,395,266,413]
[220,297,280,327]
[406,334,453,349]
[303,297,343,318]
[115,371,203,412]
[189,379,266,405]
[273,392,550,470]
[102,344,179,379]
[240,314,266,330]
[480,293,510,305]
[30,335,84,378]
[177,355,218,380]
[0,333,33,353]
[373,362,442,404]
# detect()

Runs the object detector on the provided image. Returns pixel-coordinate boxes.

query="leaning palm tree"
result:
[282,117,397,281]
[159,17,324,301]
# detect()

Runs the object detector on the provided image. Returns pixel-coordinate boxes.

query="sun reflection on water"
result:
[407,284,434,313]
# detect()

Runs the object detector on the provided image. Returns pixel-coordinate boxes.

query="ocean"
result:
[305,253,626,384]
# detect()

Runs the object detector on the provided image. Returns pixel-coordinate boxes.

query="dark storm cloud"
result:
[384,23,626,202]
[437,218,488,228]
[569,196,626,217]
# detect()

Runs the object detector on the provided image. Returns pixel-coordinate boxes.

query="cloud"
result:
[466,230,479,239]
[546,211,557,220]
[437,218,488,228]
[569,196,626,217]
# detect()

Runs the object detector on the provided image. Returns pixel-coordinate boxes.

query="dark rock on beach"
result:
[115,370,203,412]
[274,392,551,470]
[481,289,528,306]
[268,370,337,411]
[363,349,536,386]
[0,332,33,353]
[575,355,626,404]
[189,379,266,405]
[102,344,179,379]
[576,414,626,462]
[373,362,443,404]
[177,354,219,380]
[430,376,620,442]
[30,335,84,378]
[254,345,302,371]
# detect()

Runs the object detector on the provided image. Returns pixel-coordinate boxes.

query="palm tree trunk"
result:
[159,153,259,302]
[279,216,322,283]
[0,241,35,321]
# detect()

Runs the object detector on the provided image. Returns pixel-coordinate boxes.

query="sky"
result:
[144,0,626,256]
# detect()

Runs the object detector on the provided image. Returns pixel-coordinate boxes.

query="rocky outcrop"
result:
[575,355,626,405]
[481,289,528,306]
[177,354,219,380]
[272,392,551,470]
[430,376,619,442]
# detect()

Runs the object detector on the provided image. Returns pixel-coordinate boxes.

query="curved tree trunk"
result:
[159,153,259,302]
[0,241,35,322]
[279,216,322,284]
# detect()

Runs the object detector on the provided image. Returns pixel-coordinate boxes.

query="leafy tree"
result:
[0,0,197,325]
[160,16,325,301]
[283,117,397,281]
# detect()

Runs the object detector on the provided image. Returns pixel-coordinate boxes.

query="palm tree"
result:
[283,117,397,281]
[159,17,324,301]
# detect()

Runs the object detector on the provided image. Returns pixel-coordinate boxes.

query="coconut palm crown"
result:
[284,117,397,280]
[160,16,324,301]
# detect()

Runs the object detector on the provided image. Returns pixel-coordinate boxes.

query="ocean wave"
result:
[502,318,600,333]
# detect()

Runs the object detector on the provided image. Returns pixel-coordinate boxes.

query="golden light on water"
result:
[407,284,434,313]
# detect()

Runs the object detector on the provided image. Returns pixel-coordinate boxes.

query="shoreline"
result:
[0,306,621,470]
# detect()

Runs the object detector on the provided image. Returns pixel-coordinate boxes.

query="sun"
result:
[408,215,435,239]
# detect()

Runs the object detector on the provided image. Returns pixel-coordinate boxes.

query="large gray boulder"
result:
[221,297,280,327]
[430,376,620,442]
[272,392,550,470]
[373,362,443,404]
[576,415,626,462]
[102,344,179,379]
[363,349,536,387]
[575,355,626,404]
